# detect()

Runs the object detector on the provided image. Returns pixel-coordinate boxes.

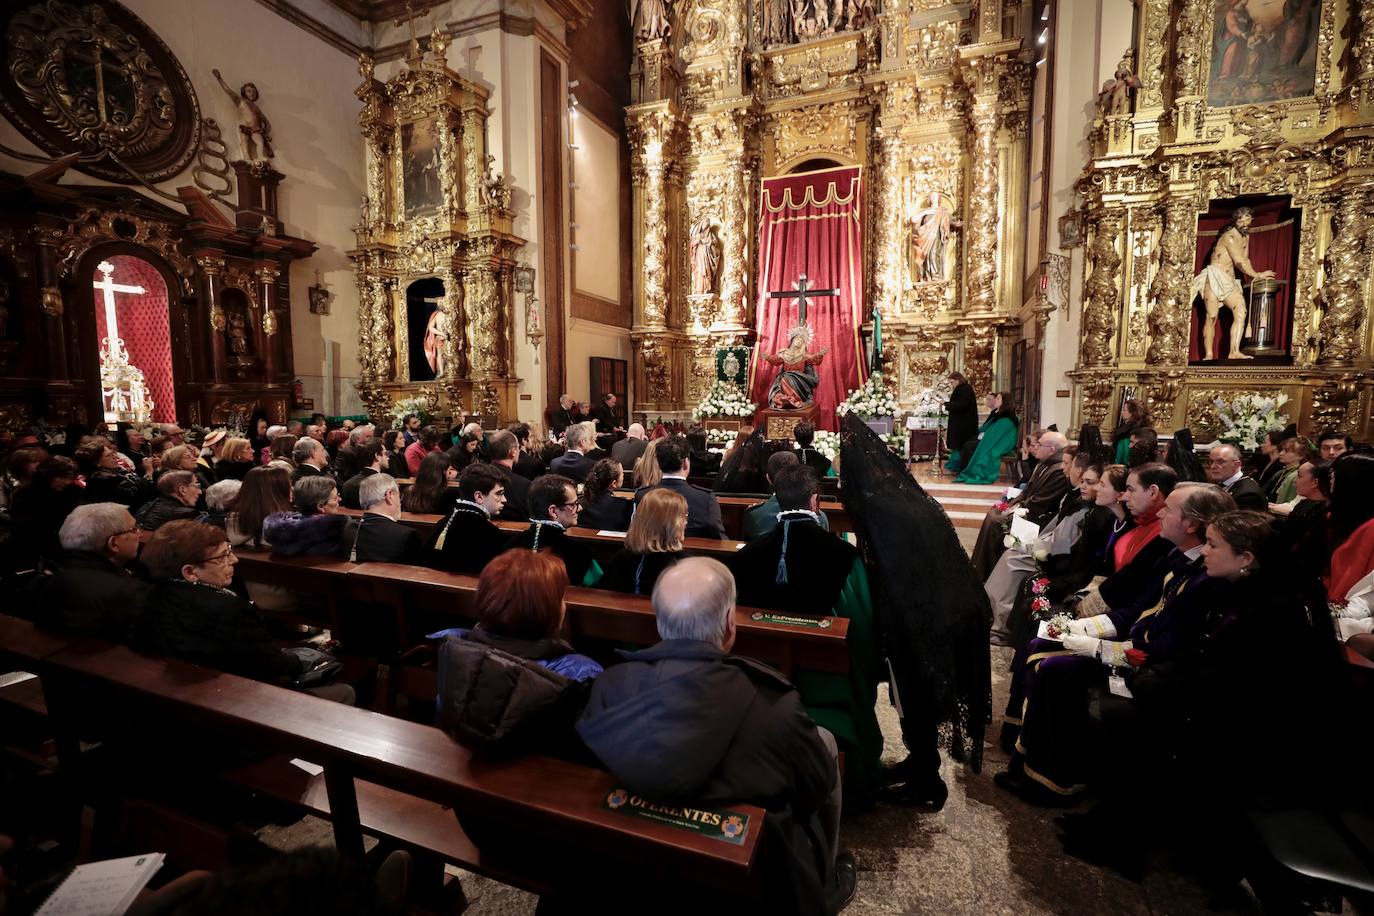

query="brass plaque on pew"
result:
[749,612,833,629]
[601,789,750,845]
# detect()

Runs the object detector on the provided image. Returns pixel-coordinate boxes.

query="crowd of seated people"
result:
[966,419,1368,892]
[0,409,879,909]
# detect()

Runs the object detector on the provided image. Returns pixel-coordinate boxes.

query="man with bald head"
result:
[972,430,1072,580]
[1205,443,1267,510]
[611,421,649,470]
[578,557,857,911]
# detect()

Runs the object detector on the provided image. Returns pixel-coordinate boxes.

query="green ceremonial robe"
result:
[955,415,1018,485]
[581,560,604,588]
[791,557,884,811]
[1113,437,1131,465]
[1275,467,1298,504]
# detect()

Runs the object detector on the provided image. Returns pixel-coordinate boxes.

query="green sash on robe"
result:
[792,556,884,812]
[581,559,604,588]
[954,415,1017,485]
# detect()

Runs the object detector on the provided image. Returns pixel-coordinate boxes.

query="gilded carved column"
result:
[1080,213,1124,368]
[630,108,674,331]
[963,321,997,398]
[872,128,905,315]
[1144,198,1196,367]
[1319,189,1371,367]
[965,61,1000,315]
[255,264,280,380]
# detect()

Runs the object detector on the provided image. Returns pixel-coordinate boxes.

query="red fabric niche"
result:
[749,166,865,430]
[93,255,176,423]
[1189,203,1295,361]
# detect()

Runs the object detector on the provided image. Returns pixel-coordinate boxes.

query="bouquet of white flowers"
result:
[705,428,740,453]
[810,430,841,461]
[911,387,949,428]
[389,395,432,430]
[836,372,897,420]
[692,382,756,420]
[1214,393,1289,451]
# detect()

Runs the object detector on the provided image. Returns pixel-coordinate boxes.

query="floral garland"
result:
[691,381,756,420]
[389,395,432,431]
[836,372,897,420]
[1214,393,1289,452]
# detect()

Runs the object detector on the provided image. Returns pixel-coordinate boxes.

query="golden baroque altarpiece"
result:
[349,35,524,423]
[627,0,1033,418]
[1069,0,1374,440]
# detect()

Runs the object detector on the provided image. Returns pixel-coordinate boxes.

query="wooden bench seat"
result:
[34,635,766,895]
[233,549,849,677]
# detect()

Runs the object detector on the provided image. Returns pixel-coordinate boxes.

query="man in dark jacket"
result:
[970,431,1071,580]
[292,437,330,482]
[340,440,386,510]
[577,557,855,915]
[484,430,531,522]
[135,470,205,531]
[507,423,544,480]
[610,423,649,471]
[46,503,149,638]
[1205,443,1268,511]
[549,394,577,437]
[633,436,726,539]
[549,422,597,482]
[343,474,422,564]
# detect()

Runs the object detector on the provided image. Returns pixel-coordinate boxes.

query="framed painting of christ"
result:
[1207,0,1322,107]
[401,119,443,218]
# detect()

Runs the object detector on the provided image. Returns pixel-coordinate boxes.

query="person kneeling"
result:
[577,557,857,915]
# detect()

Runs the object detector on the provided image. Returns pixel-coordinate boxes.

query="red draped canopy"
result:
[749,166,865,430]
[93,255,176,423]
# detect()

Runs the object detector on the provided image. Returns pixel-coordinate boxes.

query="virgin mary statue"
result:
[764,325,830,409]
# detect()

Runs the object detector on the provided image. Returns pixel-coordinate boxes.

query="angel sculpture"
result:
[213,69,274,162]
[1096,56,1141,117]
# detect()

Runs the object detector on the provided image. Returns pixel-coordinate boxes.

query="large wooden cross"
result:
[766,273,839,325]
[93,260,145,360]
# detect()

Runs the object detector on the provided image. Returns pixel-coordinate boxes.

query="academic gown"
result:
[507,522,602,587]
[954,415,1017,485]
[944,382,978,467]
[730,513,883,810]
[422,505,509,574]
[1012,551,1216,796]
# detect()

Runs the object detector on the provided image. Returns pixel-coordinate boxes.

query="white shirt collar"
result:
[1183,543,1205,561]
[662,471,688,481]
[1221,470,1243,488]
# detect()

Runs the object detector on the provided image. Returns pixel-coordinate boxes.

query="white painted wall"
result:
[1038,0,1135,430]
[565,317,632,408]
[572,112,621,301]
[0,0,369,417]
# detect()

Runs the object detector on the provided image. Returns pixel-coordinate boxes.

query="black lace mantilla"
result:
[838,414,992,771]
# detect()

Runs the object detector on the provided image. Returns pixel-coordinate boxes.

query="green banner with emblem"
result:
[715,347,750,386]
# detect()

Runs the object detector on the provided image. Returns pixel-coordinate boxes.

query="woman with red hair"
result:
[435,548,601,754]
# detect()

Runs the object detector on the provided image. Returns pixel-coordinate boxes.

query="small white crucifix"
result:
[93,260,145,360]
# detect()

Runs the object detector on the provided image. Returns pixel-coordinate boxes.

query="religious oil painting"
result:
[401,119,442,218]
[1208,0,1322,107]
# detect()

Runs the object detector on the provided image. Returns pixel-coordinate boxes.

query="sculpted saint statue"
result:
[764,326,830,410]
[212,69,274,162]
[629,0,671,41]
[423,305,450,377]
[1191,207,1274,361]
[689,219,722,295]
[762,0,790,45]
[908,192,955,283]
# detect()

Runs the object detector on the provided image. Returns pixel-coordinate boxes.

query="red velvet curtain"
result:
[93,255,176,423]
[749,166,865,430]
[1189,202,1295,361]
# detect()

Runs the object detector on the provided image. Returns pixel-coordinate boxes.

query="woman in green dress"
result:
[955,392,1019,485]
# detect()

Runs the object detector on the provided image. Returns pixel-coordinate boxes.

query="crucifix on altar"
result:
[93,259,155,424]
[766,273,840,327]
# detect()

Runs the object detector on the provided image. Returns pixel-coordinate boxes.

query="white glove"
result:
[1065,615,1116,638]
[1098,641,1130,668]
[1061,633,1100,658]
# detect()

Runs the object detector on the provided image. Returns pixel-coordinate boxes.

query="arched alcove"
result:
[90,254,176,424]
[406,276,447,381]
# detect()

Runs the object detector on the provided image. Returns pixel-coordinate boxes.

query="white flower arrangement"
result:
[836,372,897,420]
[1214,393,1290,452]
[810,430,841,461]
[389,395,432,430]
[910,387,950,429]
[692,381,756,420]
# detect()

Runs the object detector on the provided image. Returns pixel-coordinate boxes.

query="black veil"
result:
[713,425,766,493]
[838,413,991,771]
[1076,424,1112,467]
[1167,427,1206,481]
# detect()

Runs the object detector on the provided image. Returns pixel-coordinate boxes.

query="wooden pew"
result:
[33,634,767,896]
[233,549,849,679]
[333,507,747,565]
